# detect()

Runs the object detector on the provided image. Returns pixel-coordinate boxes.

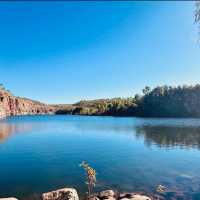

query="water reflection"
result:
[1,116,200,150]
[0,122,34,143]
[0,116,200,200]
[135,125,200,149]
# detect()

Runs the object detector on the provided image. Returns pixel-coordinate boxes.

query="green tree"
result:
[142,86,151,95]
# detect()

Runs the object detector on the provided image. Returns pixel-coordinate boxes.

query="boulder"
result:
[89,196,100,200]
[104,197,115,200]
[119,198,129,200]
[120,193,152,200]
[99,190,115,198]
[42,188,79,200]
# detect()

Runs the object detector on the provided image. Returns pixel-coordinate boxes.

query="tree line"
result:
[56,84,200,118]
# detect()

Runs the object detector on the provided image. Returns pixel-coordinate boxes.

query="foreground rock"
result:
[42,188,79,200]
[99,190,115,198]
[92,190,152,200]
[120,193,151,200]
[0,189,152,200]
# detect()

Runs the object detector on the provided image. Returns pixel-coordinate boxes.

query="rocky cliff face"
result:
[0,89,55,118]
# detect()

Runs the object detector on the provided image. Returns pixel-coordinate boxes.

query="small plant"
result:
[156,184,167,193]
[80,161,96,199]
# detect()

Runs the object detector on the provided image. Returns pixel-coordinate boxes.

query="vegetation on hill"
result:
[72,98,137,116]
[54,84,200,118]
[136,85,200,117]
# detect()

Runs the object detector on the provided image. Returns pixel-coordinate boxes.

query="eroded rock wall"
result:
[0,89,55,118]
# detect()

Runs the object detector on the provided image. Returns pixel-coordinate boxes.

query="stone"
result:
[0,198,18,200]
[131,194,151,200]
[119,198,129,200]
[119,193,131,199]
[42,188,79,200]
[99,190,115,198]
[89,196,101,200]
[104,197,116,200]
[120,193,152,200]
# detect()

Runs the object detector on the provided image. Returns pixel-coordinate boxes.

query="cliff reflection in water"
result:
[0,122,34,143]
[135,125,200,149]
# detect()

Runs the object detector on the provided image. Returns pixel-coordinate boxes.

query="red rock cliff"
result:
[0,88,55,118]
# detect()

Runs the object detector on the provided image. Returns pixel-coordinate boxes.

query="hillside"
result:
[0,87,55,118]
[54,84,200,118]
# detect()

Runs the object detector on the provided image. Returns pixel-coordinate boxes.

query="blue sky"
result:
[0,2,199,104]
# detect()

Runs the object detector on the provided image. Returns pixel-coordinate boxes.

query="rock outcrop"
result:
[42,188,79,200]
[119,193,152,200]
[0,88,55,118]
[90,190,152,200]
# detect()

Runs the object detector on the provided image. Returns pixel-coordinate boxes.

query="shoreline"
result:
[0,188,154,200]
[2,84,200,119]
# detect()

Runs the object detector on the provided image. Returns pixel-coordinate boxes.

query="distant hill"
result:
[2,84,200,118]
[53,84,200,118]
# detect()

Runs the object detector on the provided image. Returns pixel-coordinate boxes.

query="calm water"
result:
[0,115,200,200]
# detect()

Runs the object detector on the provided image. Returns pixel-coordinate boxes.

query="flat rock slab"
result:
[0,198,18,200]
[99,190,115,198]
[120,194,152,200]
[42,188,79,200]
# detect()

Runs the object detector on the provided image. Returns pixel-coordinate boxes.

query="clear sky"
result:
[0,1,199,104]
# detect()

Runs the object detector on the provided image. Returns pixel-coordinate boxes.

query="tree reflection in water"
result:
[135,125,200,149]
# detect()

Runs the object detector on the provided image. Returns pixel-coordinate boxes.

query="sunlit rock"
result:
[89,196,100,200]
[120,193,152,200]
[42,188,79,200]
[99,190,115,198]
